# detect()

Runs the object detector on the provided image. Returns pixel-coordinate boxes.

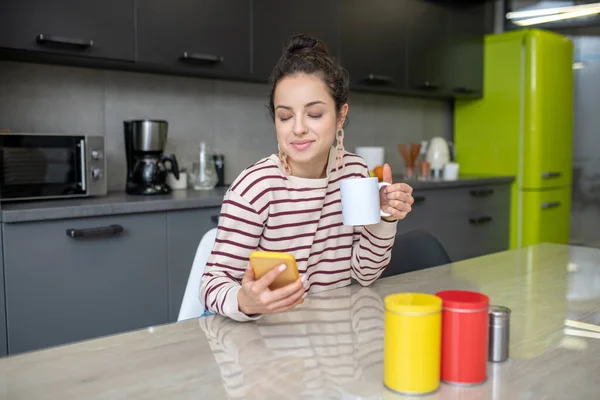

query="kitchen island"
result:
[1,243,598,399]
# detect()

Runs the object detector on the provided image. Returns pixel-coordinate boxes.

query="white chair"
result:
[177,228,218,321]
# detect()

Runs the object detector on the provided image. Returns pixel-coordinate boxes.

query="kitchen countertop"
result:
[0,175,514,223]
[400,174,514,189]
[0,187,229,223]
[1,243,598,399]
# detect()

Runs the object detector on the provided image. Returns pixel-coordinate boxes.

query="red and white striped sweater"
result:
[200,146,398,321]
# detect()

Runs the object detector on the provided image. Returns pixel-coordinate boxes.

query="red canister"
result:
[435,290,489,386]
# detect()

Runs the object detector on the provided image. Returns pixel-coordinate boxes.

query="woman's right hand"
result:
[237,264,307,316]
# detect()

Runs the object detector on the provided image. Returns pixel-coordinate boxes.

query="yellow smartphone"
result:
[249,251,300,290]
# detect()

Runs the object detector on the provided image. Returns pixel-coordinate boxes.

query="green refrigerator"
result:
[454,29,573,249]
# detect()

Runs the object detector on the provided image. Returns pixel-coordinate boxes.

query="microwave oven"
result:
[0,133,107,202]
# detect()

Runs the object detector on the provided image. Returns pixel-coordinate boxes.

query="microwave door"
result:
[0,135,87,200]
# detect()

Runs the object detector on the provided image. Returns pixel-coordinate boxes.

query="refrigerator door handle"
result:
[541,201,561,209]
[541,171,562,179]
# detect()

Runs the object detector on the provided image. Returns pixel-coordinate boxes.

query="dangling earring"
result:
[278,145,292,175]
[335,128,345,171]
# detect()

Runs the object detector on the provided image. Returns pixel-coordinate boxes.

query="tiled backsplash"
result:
[0,61,452,191]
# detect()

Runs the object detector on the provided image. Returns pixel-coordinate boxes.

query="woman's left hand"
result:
[379,164,414,221]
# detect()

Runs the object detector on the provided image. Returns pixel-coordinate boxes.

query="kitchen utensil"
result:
[435,290,489,386]
[384,293,442,395]
[398,143,421,178]
[192,142,218,190]
[489,306,511,363]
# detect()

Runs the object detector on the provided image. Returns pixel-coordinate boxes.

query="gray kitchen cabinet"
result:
[340,0,408,93]
[252,0,340,81]
[397,183,511,262]
[166,208,220,321]
[0,228,7,357]
[0,0,135,61]
[0,0,489,100]
[3,213,169,355]
[136,0,251,79]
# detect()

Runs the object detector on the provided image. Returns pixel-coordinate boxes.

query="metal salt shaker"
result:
[488,305,511,363]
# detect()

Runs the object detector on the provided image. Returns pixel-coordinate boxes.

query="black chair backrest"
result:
[380,229,451,278]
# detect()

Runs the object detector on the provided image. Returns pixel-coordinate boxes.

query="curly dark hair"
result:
[268,34,349,122]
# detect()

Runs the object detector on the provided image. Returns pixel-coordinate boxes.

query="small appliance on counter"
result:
[425,136,450,178]
[124,120,180,195]
[0,132,107,202]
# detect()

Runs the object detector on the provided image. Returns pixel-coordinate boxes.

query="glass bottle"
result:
[416,140,430,180]
[192,142,218,190]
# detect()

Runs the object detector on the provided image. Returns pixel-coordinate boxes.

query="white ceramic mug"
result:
[443,162,459,181]
[340,177,391,226]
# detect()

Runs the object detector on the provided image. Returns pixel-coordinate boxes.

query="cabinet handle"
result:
[468,216,493,225]
[417,81,440,90]
[541,171,562,179]
[453,87,476,94]
[541,201,561,209]
[470,189,494,197]
[363,74,393,84]
[413,196,426,204]
[66,224,124,239]
[37,34,93,48]
[211,215,219,224]
[181,52,224,63]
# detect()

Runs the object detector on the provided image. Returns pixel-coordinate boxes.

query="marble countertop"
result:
[1,243,598,399]
[0,176,513,223]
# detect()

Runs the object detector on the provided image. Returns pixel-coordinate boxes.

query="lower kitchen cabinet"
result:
[166,208,220,321]
[397,183,511,262]
[3,213,170,355]
[0,229,7,357]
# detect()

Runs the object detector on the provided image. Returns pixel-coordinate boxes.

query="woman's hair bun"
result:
[284,34,329,57]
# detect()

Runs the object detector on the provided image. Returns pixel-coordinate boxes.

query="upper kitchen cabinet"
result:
[405,0,486,98]
[136,0,251,79]
[0,0,134,61]
[444,2,487,97]
[340,0,408,93]
[252,0,339,81]
[405,0,450,96]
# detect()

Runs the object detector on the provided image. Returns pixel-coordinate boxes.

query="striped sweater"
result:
[200,146,398,321]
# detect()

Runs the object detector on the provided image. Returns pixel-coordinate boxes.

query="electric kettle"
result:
[425,137,450,178]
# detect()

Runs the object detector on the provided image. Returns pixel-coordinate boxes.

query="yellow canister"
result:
[384,293,443,396]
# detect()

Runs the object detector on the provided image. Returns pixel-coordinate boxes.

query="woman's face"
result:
[273,73,348,167]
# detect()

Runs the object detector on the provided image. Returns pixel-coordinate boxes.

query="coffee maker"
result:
[124,120,179,195]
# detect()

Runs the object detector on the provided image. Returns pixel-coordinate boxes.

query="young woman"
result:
[200,34,414,321]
